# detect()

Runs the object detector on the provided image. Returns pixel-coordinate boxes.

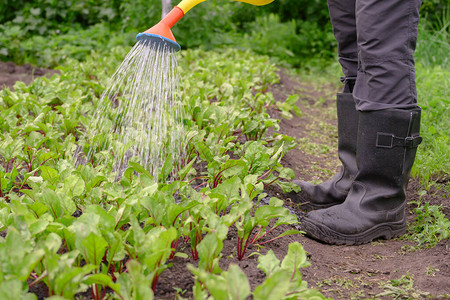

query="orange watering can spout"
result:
[136,6,184,51]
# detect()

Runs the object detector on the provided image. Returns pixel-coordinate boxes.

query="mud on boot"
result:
[300,107,422,245]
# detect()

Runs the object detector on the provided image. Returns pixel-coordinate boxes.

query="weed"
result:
[425,266,440,276]
[377,272,431,299]
[403,203,450,248]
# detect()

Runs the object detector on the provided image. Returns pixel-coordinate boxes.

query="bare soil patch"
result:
[0,61,58,90]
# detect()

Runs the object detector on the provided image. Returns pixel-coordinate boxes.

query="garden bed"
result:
[1,57,448,299]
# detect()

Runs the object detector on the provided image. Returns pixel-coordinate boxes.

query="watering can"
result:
[136,0,275,51]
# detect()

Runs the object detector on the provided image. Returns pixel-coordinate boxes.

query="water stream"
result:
[82,39,185,178]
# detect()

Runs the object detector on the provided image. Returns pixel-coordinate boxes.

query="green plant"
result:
[425,266,440,276]
[403,203,450,248]
[236,14,336,67]
[189,242,326,299]
[377,272,430,299]
[412,63,449,188]
[235,193,300,260]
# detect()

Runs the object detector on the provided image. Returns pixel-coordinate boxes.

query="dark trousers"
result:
[328,0,422,111]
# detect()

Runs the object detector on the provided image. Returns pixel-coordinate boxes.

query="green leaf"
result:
[159,153,173,182]
[118,260,154,299]
[83,273,121,294]
[274,214,299,227]
[82,205,116,231]
[254,205,289,224]
[253,270,291,300]
[0,229,45,281]
[281,242,309,271]
[64,175,85,197]
[79,232,108,266]
[178,157,196,180]
[243,120,259,134]
[53,264,97,298]
[103,231,126,262]
[129,162,153,178]
[197,232,223,274]
[278,167,295,180]
[39,188,64,219]
[225,264,251,300]
[277,180,301,193]
[195,141,214,162]
[257,250,280,277]
[201,272,228,300]
[42,232,63,253]
[29,219,49,236]
[40,166,59,184]
[221,159,248,179]
[210,176,241,201]
[30,7,41,16]
[27,201,48,218]
[141,227,177,273]
[285,94,299,106]
[292,105,303,118]
[0,279,37,300]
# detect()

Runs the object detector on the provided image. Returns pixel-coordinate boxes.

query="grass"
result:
[412,12,450,189]
[415,11,450,69]
[412,63,450,188]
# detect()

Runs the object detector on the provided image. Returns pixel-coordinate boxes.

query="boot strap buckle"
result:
[376,133,422,149]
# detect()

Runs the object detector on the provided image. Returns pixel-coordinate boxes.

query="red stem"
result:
[250,226,263,244]
[194,182,207,190]
[263,176,279,188]
[169,237,180,260]
[189,176,207,184]
[152,273,159,292]
[257,168,273,181]
[252,225,279,245]
[257,234,287,246]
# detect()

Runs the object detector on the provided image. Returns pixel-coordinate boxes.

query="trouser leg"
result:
[327,0,358,92]
[353,0,422,111]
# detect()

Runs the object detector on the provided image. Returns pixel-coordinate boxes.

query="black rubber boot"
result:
[299,107,422,245]
[288,93,359,211]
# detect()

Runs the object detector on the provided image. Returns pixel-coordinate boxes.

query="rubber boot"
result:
[287,92,359,211]
[299,107,422,245]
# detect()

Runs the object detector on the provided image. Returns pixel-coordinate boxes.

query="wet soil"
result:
[2,62,449,299]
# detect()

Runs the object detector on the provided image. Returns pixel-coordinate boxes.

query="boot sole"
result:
[300,217,406,245]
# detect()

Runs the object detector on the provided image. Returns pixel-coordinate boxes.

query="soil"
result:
[0,61,58,90]
[1,62,449,299]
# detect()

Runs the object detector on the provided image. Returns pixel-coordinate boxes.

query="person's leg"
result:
[288,0,359,210]
[353,0,421,111]
[299,0,423,245]
[327,0,358,92]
